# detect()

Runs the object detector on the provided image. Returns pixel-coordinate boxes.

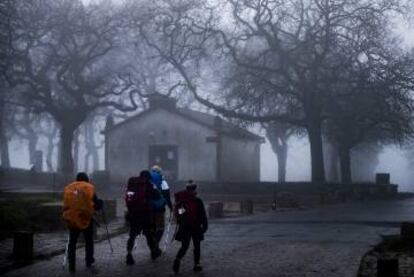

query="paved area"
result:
[4,198,414,277]
[0,217,127,274]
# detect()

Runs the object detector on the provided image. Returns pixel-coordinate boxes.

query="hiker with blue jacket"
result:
[150,165,172,243]
[173,180,208,274]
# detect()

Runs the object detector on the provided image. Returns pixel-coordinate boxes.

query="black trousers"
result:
[176,235,201,265]
[127,224,158,253]
[68,222,94,270]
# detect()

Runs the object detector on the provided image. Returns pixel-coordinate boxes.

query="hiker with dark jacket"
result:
[173,180,208,273]
[125,170,161,265]
[63,172,103,273]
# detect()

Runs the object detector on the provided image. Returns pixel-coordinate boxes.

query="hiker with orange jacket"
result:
[173,180,208,274]
[62,172,103,273]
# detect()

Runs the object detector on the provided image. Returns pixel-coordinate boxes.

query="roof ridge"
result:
[104,106,264,142]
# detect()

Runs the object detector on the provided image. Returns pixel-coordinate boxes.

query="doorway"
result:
[148,145,178,180]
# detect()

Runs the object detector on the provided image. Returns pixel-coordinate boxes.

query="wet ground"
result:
[5,198,414,277]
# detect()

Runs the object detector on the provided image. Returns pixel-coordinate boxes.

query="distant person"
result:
[62,172,103,273]
[173,180,208,273]
[125,171,161,264]
[150,165,173,243]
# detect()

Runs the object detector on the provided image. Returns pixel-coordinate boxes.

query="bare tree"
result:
[8,0,140,174]
[83,116,104,173]
[324,49,414,183]
[263,122,297,182]
[38,117,59,172]
[9,108,41,166]
[0,0,16,168]
[136,0,411,183]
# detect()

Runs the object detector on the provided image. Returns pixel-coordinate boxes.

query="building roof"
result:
[103,106,264,142]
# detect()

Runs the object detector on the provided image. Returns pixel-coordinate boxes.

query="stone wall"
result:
[167,181,398,207]
[0,167,71,191]
[1,167,399,206]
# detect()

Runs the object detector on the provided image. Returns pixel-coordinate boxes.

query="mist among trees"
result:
[1,0,414,185]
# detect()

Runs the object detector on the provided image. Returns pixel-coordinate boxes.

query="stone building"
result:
[103,95,263,182]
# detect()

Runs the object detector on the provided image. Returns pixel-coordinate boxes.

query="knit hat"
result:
[186,180,197,191]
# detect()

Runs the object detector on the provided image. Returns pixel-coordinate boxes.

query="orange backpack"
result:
[62,181,96,230]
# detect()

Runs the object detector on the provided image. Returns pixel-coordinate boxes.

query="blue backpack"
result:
[150,170,166,211]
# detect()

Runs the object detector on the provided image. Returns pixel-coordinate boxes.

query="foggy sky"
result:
[6,1,414,192]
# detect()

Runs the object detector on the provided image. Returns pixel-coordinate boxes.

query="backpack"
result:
[125,177,150,215]
[174,190,198,227]
[151,186,166,212]
[63,181,95,230]
[150,170,163,189]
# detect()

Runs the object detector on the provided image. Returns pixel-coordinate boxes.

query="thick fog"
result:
[7,128,414,191]
[2,0,414,190]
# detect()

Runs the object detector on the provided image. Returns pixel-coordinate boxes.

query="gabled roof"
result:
[103,106,264,142]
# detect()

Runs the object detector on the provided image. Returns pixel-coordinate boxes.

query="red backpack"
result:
[174,190,198,227]
[125,177,150,215]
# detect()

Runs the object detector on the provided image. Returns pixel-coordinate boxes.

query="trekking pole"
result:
[162,211,174,251]
[62,234,69,269]
[101,206,114,253]
[133,239,138,250]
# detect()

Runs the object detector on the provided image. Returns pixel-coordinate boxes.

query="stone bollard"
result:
[376,173,390,185]
[377,258,398,277]
[240,200,253,215]
[401,222,414,241]
[208,202,224,218]
[13,231,33,263]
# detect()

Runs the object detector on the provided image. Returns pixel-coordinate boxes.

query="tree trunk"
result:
[91,147,99,172]
[28,132,38,166]
[46,136,54,172]
[265,123,291,183]
[307,123,326,183]
[0,89,10,168]
[339,146,352,184]
[73,130,79,173]
[0,128,10,168]
[276,143,287,182]
[84,122,99,172]
[84,152,91,173]
[59,125,75,174]
[45,125,58,172]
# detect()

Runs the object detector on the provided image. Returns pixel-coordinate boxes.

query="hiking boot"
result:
[193,264,203,272]
[173,259,180,274]
[151,248,162,260]
[86,257,95,267]
[126,253,135,265]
